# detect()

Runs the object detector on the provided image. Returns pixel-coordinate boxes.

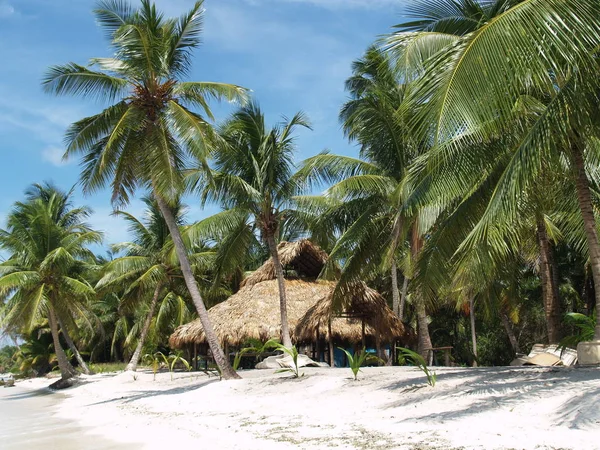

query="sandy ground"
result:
[12,365,600,450]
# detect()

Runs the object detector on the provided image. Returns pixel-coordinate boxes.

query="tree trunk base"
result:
[49,377,77,390]
[577,341,600,365]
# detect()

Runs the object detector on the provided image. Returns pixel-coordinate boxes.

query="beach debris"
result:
[510,344,578,367]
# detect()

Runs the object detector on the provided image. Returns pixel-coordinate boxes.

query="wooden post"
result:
[361,318,366,349]
[193,343,198,371]
[316,325,321,362]
[328,317,334,367]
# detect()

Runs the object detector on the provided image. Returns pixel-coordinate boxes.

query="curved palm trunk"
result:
[411,225,432,360]
[126,283,163,372]
[415,295,432,361]
[155,195,239,380]
[536,220,562,344]
[469,297,478,367]
[57,316,91,375]
[48,305,76,380]
[572,145,600,340]
[391,260,401,317]
[266,233,293,348]
[501,312,520,355]
[399,276,409,322]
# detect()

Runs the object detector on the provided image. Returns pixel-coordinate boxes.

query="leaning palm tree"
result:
[42,0,248,378]
[98,196,214,371]
[386,0,600,339]
[198,102,311,348]
[0,183,101,381]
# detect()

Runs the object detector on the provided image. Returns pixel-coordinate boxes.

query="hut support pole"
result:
[361,319,366,349]
[193,344,197,371]
[328,317,334,368]
[316,326,321,362]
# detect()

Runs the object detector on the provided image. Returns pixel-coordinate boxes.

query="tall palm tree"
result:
[42,0,248,378]
[198,102,311,348]
[296,48,434,357]
[386,0,600,339]
[0,183,101,380]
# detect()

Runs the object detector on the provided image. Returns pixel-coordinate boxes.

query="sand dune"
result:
[13,365,600,449]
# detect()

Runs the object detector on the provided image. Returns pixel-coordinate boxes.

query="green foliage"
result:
[397,347,437,387]
[232,339,265,371]
[88,362,128,374]
[263,339,303,378]
[0,345,19,374]
[559,312,596,350]
[338,347,381,381]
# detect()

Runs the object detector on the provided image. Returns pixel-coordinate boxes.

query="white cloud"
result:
[42,146,70,167]
[0,1,15,18]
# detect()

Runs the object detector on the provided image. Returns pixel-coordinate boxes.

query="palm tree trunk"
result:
[48,305,76,380]
[572,145,600,340]
[415,294,432,360]
[399,276,409,322]
[391,260,400,317]
[501,312,520,355]
[536,219,562,344]
[57,316,91,375]
[155,194,239,380]
[411,225,432,360]
[126,283,162,372]
[469,297,478,367]
[266,233,293,348]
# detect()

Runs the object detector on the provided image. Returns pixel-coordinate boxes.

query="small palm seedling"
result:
[397,347,437,387]
[167,352,191,381]
[143,352,168,381]
[264,339,303,378]
[232,339,266,371]
[338,347,382,381]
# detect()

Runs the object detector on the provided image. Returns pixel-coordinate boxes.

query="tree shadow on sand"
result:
[378,366,600,429]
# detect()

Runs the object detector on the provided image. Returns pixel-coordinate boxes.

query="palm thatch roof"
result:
[169,279,333,348]
[241,239,328,288]
[294,282,406,343]
[169,239,407,348]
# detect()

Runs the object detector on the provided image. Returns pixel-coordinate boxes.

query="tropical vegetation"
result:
[2,0,600,382]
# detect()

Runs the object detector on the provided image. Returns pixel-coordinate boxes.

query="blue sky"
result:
[0,0,405,258]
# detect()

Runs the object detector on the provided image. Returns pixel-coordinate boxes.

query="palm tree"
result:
[0,183,101,380]
[42,0,248,378]
[198,102,311,348]
[98,196,213,371]
[386,0,600,340]
[296,48,434,357]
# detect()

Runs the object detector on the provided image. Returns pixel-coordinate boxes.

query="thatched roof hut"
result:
[169,239,406,350]
[294,282,405,343]
[170,279,333,348]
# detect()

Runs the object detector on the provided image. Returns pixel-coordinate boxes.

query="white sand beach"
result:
[9,365,600,450]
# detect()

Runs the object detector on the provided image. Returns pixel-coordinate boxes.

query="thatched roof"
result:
[169,279,333,348]
[241,239,328,288]
[169,239,407,349]
[294,282,406,343]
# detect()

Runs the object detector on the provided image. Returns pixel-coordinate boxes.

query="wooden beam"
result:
[328,317,334,368]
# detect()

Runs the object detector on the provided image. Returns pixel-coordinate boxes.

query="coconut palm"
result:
[386,0,600,339]
[296,48,434,357]
[42,0,248,378]
[196,102,310,348]
[0,183,101,380]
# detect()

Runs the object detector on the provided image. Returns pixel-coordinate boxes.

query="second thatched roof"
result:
[241,239,328,288]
